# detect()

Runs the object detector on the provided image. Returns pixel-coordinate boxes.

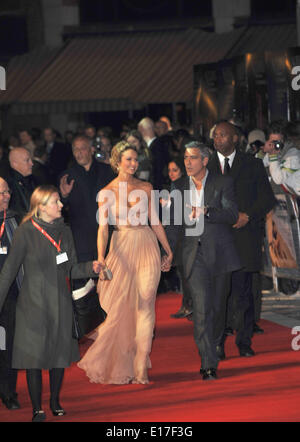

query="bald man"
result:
[0,177,22,409]
[6,148,37,222]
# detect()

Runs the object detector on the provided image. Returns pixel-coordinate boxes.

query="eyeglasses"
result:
[0,190,11,196]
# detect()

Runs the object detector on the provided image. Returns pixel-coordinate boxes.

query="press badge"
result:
[56,252,68,265]
[0,246,7,254]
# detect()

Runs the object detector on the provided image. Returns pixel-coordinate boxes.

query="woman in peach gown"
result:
[78,141,173,384]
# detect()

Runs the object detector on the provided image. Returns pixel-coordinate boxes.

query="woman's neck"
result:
[38,214,54,224]
[116,171,135,183]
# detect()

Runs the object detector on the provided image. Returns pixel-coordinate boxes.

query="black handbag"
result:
[71,279,107,340]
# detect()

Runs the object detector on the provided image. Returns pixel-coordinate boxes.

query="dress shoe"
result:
[224,327,234,336]
[253,323,264,335]
[32,410,46,422]
[201,368,217,381]
[0,393,20,410]
[170,306,193,319]
[216,345,226,361]
[50,400,66,416]
[238,346,255,357]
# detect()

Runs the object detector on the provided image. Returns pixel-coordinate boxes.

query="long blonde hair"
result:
[21,185,59,224]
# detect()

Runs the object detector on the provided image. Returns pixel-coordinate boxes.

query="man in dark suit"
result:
[138,117,169,190]
[0,177,22,410]
[43,127,72,184]
[166,141,241,380]
[32,145,52,185]
[59,135,114,266]
[208,121,277,358]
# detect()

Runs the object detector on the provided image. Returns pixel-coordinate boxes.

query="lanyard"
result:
[0,210,6,242]
[31,218,62,253]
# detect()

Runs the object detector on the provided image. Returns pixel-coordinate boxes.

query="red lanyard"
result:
[31,218,62,253]
[0,210,6,242]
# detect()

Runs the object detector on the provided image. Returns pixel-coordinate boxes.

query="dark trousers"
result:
[187,244,231,369]
[177,265,193,309]
[0,291,18,397]
[230,269,255,348]
[252,272,262,323]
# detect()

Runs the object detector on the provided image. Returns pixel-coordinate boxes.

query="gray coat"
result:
[0,217,96,369]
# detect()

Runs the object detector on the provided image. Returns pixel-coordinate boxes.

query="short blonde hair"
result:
[110,141,137,174]
[22,185,58,224]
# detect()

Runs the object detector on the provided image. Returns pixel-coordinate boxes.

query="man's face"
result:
[72,139,93,168]
[85,127,96,139]
[263,133,284,154]
[184,148,208,178]
[12,149,33,177]
[44,129,55,144]
[0,180,11,212]
[155,121,168,137]
[19,131,31,145]
[101,137,112,153]
[213,123,237,156]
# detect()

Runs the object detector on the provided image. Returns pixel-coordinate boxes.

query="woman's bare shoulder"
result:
[135,179,153,193]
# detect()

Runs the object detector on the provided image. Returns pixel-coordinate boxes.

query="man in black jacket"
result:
[0,177,22,410]
[43,127,72,184]
[138,117,169,191]
[6,147,37,222]
[208,121,277,358]
[59,135,114,265]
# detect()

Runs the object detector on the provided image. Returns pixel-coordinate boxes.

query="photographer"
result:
[93,135,112,165]
[246,129,266,158]
[263,121,300,197]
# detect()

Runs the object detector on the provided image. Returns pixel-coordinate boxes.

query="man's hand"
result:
[233,212,249,229]
[60,174,75,198]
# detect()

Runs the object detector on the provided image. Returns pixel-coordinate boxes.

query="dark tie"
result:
[224,157,231,175]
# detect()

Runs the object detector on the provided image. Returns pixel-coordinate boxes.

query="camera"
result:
[249,140,264,156]
[93,136,105,161]
[271,140,284,151]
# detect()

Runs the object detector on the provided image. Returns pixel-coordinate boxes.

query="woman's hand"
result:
[161,252,173,272]
[92,260,103,274]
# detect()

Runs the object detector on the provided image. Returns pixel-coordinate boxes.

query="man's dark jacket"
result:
[47,141,72,184]
[149,137,169,191]
[5,169,37,223]
[166,172,241,279]
[208,150,277,272]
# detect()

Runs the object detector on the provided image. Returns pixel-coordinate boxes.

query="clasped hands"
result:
[92,258,108,280]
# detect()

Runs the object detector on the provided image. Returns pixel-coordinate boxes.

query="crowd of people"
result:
[0,114,299,421]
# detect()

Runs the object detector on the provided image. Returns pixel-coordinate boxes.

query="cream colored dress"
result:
[78,191,161,384]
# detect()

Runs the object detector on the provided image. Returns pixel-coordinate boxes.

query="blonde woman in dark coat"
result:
[0,185,101,421]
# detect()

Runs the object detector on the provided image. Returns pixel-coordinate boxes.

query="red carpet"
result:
[0,292,299,422]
